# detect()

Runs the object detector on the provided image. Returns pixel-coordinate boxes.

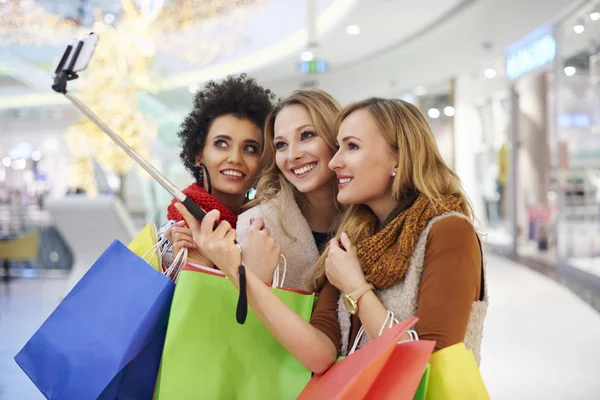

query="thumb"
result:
[329,236,341,250]
[174,202,200,231]
[340,232,354,253]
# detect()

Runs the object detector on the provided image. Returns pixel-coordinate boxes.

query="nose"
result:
[328,149,342,171]
[287,142,304,163]
[227,147,243,164]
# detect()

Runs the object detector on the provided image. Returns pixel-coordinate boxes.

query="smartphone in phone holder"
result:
[51,32,209,225]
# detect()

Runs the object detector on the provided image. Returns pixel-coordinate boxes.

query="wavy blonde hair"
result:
[246,89,344,238]
[308,97,474,291]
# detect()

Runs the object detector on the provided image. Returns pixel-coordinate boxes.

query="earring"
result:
[391,171,396,177]
[193,164,204,183]
[200,163,212,194]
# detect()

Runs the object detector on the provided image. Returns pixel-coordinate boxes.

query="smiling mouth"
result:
[220,169,246,178]
[338,177,353,188]
[291,162,317,176]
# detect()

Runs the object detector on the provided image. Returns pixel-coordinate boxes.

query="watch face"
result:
[343,294,357,315]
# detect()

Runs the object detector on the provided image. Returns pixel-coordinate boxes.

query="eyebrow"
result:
[214,134,261,146]
[273,124,315,141]
[341,135,362,143]
[296,124,314,132]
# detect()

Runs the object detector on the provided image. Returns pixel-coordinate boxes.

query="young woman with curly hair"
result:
[235,89,343,291]
[160,73,277,270]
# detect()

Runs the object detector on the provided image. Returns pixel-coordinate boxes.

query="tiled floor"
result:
[0,275,66,400]
[1,255,600,399]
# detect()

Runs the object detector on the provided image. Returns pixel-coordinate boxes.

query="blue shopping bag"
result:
[14,240,175,400]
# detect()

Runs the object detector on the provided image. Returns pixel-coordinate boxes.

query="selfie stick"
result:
[51,34,209,226]
[52,34,248,324]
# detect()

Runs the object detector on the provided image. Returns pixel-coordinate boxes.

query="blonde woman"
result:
[174,97,487,374]
[236,89,343,291]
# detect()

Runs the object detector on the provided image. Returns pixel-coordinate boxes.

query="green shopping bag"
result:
[413,364,430,400]
[155,265,315,399]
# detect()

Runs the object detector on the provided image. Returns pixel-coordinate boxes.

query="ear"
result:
[195,155,203,166]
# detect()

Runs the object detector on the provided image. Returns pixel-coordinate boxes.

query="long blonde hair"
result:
[308,97,474,291]
[247,89,344,238]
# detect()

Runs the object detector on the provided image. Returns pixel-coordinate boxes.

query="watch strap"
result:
[349,282,374,302]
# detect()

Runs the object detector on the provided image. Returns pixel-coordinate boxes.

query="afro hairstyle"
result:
[178,73,278,184]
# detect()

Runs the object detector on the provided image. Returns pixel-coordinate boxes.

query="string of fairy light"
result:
[0,0,265,196]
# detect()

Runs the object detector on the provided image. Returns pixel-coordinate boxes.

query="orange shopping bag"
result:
[298,317,434,400]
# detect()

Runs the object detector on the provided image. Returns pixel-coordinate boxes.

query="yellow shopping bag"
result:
[427,343,490,400]
[127,222,162,271]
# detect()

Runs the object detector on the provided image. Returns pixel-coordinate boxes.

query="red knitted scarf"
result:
[167,183,238,228]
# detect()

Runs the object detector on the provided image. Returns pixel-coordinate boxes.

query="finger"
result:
[213,220,232,240]
[225,228,238,244]
[250,217,265,231]
[172,226,193,236]
[340,232,354,253]
[197,208,221,238]
[164,227,173,242]
[174,233,195,245]
[174,240,194,250]
[329,236,341,249]
[260,227,271,237]
[174,202,206,233]
[180,241,195,249]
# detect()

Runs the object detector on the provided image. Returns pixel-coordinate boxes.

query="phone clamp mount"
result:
[51,38,84,94]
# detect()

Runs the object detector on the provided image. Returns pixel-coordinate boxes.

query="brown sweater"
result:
[310,216,482,355]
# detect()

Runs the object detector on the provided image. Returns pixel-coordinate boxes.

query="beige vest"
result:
[337,212,488,364]
[237,194,319,292]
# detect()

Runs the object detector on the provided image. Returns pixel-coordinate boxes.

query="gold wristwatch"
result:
[343,282,374,315]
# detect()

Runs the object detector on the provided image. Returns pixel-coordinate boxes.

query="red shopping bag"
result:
[298,317,435,400]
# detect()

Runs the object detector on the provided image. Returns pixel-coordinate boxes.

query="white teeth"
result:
[222,170,243,177]
[293,163,316,175]
[339,178,352,184]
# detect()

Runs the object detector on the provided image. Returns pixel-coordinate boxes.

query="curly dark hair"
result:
[178,73,278,184]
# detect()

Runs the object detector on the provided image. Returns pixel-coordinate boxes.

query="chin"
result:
[214,182,251,196]
[336,192,356,205]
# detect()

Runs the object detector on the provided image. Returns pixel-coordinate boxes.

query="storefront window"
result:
[556,0,600,277]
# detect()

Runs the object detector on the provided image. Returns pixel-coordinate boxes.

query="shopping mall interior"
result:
[2,0,600,398]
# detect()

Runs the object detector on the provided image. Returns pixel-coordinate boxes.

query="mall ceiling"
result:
[0,0,468,109]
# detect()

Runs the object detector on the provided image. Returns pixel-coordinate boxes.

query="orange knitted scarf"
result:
[356,194,465,289]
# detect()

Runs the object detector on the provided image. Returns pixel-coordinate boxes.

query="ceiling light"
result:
[573,24,585,34]
[591,10,600,21]
[31,150,41,161]
[346,25,360,35]
[300,51,314,62]
[564,66,576,76]
[444,106,456,117]
[428,108,440,119]
[1,157,11,167]
[104,13,115,24]
[413,86,427,96]
[188,83,200,94]
[484,68,497,79]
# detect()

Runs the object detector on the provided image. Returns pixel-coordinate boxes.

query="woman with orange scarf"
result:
[175,97,487,373]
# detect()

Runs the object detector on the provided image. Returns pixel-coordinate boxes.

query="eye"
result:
[244,144,260,154]
[300,131,316,141]
[274,141,287,150]
[214,139,228,148]
[348,142,359,150]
